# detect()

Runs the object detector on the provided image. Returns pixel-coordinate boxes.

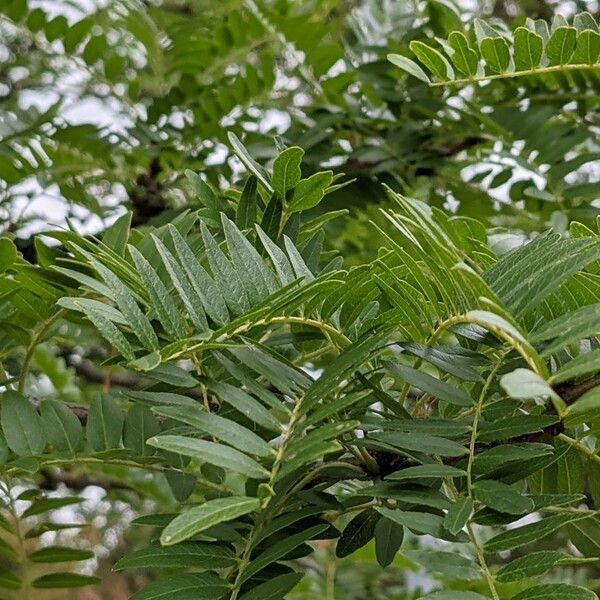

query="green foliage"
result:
[1,1,600,599]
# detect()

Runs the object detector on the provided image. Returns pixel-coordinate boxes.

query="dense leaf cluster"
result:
[0,2,599,600]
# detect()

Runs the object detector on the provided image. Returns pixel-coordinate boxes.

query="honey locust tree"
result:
[0,2,600,600]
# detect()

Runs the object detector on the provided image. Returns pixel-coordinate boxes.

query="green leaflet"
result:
[511,584,598,600]
[22,497,82,518]
[272,146,303,200]
[375,508,446,538]
[86,393,123,452]
[40,399,82,455]
[76,299,135,361]
[477,415,559,443]
[547,27,577,64]
[32,573,101,589]
[409,40,454,79]
[386,464,466,481]
[564,388,600,426]
[160,497,260,545]
[401,343,485,381]
[500,368,560,401]
[480,36,510,73]
[552,348,600,383]
[407,550,480,581]
[495,550,565,582]
[236,175,258,230]
[513,27,544,70]
[221,215,278,301]
[473,480,534,515]
[90,258,158,351]
[101,212,131,256]
[167,225,229,326]
[0,237,17,273]
[531,302,600,354]
[130,572,228,600]
[448,31,478,76]
[238,573,303,600]
[387,53,431,83]
[203,379,281,432]
[369,431,468,457]
[385,361,473,406]
[237,524,327,585]
[569,515,600,559]
[374,516,404,567]
[152,405,275,457]
[336,509,380,558]
[151,234,209,332]
[185,170,219,213]
[443,497,473,535]
[113,542,236,570]
[255,225,295,284]
[128,244,187,338]
[147,435,270,479]
[200,222,250,314]
[123,404,160,457]
[289,171,333,212]
[484,513,587,552]
[1,390,46,456]
[473,443,555,475]
[572,29,600,64]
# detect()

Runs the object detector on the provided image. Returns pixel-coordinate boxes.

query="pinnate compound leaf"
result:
[160,497,260,545]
